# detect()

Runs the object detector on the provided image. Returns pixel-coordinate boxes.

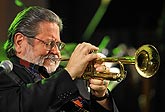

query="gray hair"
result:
[4,6,63,58]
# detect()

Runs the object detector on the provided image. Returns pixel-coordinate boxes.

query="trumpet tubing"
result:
[60,44,160,81]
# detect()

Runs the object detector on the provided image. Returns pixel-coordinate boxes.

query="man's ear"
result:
[14,33,25,53]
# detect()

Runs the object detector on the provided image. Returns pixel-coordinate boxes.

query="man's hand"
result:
[65,42,99,80]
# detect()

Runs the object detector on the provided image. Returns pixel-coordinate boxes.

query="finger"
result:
[85,53,99,62]
[95,65,106,72]
[90,79,109,86]
[89,78,103,85]
[90,84,106,91]
[102,80,110,86]
[89,80,109,91]
[76,42,99,55]
[95,65,110,73]
[89,80,106,90]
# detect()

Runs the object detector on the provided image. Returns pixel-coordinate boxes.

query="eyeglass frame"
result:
[28,37,65,51]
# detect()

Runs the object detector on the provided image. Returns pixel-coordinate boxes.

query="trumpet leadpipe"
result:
[54,58,70,61]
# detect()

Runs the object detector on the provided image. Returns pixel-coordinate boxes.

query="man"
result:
[0,6,118,112]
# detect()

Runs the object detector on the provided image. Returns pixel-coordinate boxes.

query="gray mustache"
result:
[45,54,57,61]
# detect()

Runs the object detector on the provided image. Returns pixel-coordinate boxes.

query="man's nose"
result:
[49,46,60,54]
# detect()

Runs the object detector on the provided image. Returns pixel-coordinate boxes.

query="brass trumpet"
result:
[60,44,160,81]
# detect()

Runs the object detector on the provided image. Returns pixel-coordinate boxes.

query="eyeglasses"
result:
[29,37,65,51]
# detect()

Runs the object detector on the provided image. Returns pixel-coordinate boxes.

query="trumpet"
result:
[59,44,160,81]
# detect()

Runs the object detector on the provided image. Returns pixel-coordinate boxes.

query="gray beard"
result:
[22,46,60,73]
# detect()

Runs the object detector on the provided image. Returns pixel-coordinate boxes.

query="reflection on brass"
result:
[58,44,160,81]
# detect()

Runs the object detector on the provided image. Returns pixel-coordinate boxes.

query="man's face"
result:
[16,21,62,73]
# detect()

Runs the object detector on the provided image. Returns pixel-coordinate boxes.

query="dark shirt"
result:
[0,56,118,112]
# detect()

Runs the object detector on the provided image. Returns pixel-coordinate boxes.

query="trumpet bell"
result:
[135,44,160,78]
